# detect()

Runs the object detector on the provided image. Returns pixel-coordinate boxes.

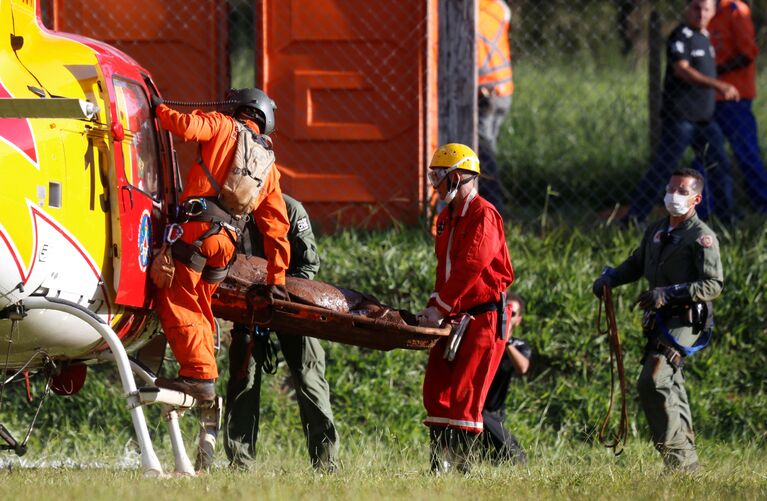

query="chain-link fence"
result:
[44,0,767,228]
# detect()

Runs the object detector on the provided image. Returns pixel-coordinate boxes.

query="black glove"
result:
[592,275,613,298]
[636,283,690,310]
[266,284,290,303]
[150,92,163,109]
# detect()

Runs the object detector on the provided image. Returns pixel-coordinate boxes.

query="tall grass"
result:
[1,222,765,463]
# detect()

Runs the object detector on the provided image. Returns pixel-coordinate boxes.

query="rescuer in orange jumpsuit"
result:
[151,88,290,401]
[477,0,513,218]
[418,144,514,474]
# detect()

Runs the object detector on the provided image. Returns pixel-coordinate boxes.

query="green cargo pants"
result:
[637,352,698,470]
[224,325,339,470]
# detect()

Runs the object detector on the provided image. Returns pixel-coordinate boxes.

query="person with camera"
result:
[479,292,530,465]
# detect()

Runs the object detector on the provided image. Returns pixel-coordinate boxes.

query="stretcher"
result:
[211,255,451,351]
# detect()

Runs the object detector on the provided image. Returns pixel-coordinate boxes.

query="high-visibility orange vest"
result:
[478,0,513,96]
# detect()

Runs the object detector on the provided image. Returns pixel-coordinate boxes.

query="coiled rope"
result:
[596,286,629,455]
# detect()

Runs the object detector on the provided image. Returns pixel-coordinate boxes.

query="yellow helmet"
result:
[427,143,480,188]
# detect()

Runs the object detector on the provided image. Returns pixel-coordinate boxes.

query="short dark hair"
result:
[671,168,704,194]
[507,291,524,315]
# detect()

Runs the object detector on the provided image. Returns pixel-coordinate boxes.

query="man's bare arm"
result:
[506,343,530,376]
[673,60,739,100]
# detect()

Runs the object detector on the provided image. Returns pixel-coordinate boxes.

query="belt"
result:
[181,197,247,234]
[648,338,684,369]
[464,292,507,340]
[466,301,501,316]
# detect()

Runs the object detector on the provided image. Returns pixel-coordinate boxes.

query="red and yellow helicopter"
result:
[1,0,451,475]
[0,0,209,475]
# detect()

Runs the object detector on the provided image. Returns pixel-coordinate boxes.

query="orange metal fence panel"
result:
[259,0,436,227]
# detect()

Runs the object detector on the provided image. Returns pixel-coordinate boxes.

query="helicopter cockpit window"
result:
[113,78,161,200]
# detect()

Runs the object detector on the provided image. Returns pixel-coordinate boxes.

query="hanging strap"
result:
[596,286,629,456]
[197,144,222,193]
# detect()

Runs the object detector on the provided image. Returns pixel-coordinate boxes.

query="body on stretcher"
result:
[210,254,451,351]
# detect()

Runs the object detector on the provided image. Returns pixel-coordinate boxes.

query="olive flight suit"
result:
[606,212,722,470]
[224,194,339,470]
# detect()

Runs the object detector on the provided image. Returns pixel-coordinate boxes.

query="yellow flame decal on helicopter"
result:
[1,0,116,306]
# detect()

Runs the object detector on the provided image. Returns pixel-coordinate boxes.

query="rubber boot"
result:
[429,426,451,475]
[451,428,480,474]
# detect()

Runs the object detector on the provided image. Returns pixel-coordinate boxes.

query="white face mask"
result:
[664,192,691,217]
[440,173,460,204]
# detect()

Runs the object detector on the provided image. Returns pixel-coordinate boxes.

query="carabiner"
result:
[184,197,207,217]
[164,223,184,244]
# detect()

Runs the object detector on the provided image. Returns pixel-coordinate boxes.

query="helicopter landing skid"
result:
[21,296,165,476]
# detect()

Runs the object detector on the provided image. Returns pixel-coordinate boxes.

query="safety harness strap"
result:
[201,265,230,284]
[182,197,247,232]
[170,220,238,283]
[197,145,222,193]
[171,239,207,273]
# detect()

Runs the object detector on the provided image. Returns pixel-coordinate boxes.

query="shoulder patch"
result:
[673,40,685,54]
[682,26,693,38]
[697,234,714,248]
[436,219,446,237]
[296,216,310,233]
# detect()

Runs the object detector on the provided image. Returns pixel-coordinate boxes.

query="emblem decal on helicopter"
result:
[138,211,151,272]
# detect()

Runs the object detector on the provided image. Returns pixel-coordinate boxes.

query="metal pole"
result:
[21,297,163,476]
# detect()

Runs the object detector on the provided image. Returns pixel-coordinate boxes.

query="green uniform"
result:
[224,194,338,470]
[608,213,722,470]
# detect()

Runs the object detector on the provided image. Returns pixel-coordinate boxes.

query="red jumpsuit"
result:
[423,189,514,432]
[155,105,290,380]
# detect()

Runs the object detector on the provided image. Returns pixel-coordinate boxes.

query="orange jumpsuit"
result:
[155,104,290,380]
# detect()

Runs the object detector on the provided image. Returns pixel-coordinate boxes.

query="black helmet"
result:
[222,88,276,135]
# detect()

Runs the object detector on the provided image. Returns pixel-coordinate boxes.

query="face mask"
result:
[664,192,691,217]
[443,185,458,204]
[440,174,460,204]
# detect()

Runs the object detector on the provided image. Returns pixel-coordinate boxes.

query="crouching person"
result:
[417,144,514,474]
[479,292,530,465]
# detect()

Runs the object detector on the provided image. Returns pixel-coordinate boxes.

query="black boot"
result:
[451,429,480,474]
[429,426,451,474]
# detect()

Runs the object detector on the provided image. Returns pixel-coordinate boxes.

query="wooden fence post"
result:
[438,0,477,150]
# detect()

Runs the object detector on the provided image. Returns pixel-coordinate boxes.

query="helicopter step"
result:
[132,388,222,474]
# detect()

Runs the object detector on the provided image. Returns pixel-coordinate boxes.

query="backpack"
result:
[199,120,276,218]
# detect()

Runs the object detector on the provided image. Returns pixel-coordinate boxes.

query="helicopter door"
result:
[109,77,163,308]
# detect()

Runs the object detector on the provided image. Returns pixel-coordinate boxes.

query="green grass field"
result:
[1,221,765,498]
[2,440,766,500]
